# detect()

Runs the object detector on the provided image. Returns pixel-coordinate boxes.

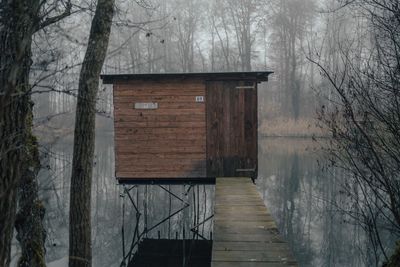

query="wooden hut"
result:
[101,72,272,183]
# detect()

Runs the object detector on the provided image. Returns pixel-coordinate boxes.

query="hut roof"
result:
[100,71,273,84]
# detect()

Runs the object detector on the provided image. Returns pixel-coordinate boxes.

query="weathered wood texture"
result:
[206,82,258,178]
[114,79,206,178]
[212,177,297,267]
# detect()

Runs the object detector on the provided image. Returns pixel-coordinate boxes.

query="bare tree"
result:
[68,0,114,266]
[174,0,199,72]
[0,1,70,266]
[310,0,400,264]
[268,0,315,120]
[210,0,233,71]
[226,0,260,71]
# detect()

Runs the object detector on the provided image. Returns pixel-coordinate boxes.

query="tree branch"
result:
[36,0,72,32]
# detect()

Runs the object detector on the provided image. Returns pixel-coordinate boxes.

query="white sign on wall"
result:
[134,102,158,109]
[195,96,204,102]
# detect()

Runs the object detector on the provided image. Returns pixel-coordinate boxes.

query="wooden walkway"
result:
[211,177,297,267]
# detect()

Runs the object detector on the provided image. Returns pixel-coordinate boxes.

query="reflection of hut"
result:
[101,72,272,182]
[118,183,214,267]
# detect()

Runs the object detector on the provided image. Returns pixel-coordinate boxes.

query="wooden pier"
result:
[212,177,297,267]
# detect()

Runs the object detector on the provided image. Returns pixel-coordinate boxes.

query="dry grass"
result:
[259,118,328,138]
[259,137,326,156]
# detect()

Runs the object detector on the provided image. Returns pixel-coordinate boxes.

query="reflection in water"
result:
[41,165,214,266]
[120,184,214,266]
[257,137,395,267]
[42,171,214,267]
[31,115,214,267]
[15,115,395,267]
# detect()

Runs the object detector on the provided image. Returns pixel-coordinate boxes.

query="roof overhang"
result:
[100,71,273,84]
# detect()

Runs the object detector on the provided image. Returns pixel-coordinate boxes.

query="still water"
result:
[257,137,394,267]
[10,135,394,266]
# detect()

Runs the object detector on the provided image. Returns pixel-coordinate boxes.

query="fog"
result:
[3,0,399,266]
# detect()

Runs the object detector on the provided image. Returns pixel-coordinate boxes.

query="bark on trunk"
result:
[15,105,46,267]
[1,1,70,266]
[383,241,400,267]
[0,1,41,265]
[68,0,115,266]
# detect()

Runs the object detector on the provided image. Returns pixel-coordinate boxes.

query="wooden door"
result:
[206,81,257,178]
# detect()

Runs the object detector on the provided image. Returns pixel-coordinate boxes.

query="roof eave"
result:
[100,71,273,84]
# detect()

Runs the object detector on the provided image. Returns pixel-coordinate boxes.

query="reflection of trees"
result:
[281,152,316,265]
[31,76,215,266]
[259,143,314,266]
[320,167,347,267]
[282,153,299,246]
[258,138,392,266]
[40,137,123,266]
[39,130,214,266]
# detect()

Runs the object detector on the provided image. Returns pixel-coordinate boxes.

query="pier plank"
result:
[212,177,297,267]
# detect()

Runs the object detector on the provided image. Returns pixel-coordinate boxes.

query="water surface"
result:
[257,137,394,267]
[11,135,395,267]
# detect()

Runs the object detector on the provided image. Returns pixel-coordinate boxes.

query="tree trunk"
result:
[15,106,46,267]
[384,241,400,267]
[290,21,299,121]
[68,0,115,266]
[0,1,41,265]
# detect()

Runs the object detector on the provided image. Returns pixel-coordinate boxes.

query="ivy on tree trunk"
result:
[1,1,71,266]
[0,1,41,265]
[15,103,46,267]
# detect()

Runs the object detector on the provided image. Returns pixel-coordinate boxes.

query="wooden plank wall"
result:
[113,79,207,179]
[206,81,257,178]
